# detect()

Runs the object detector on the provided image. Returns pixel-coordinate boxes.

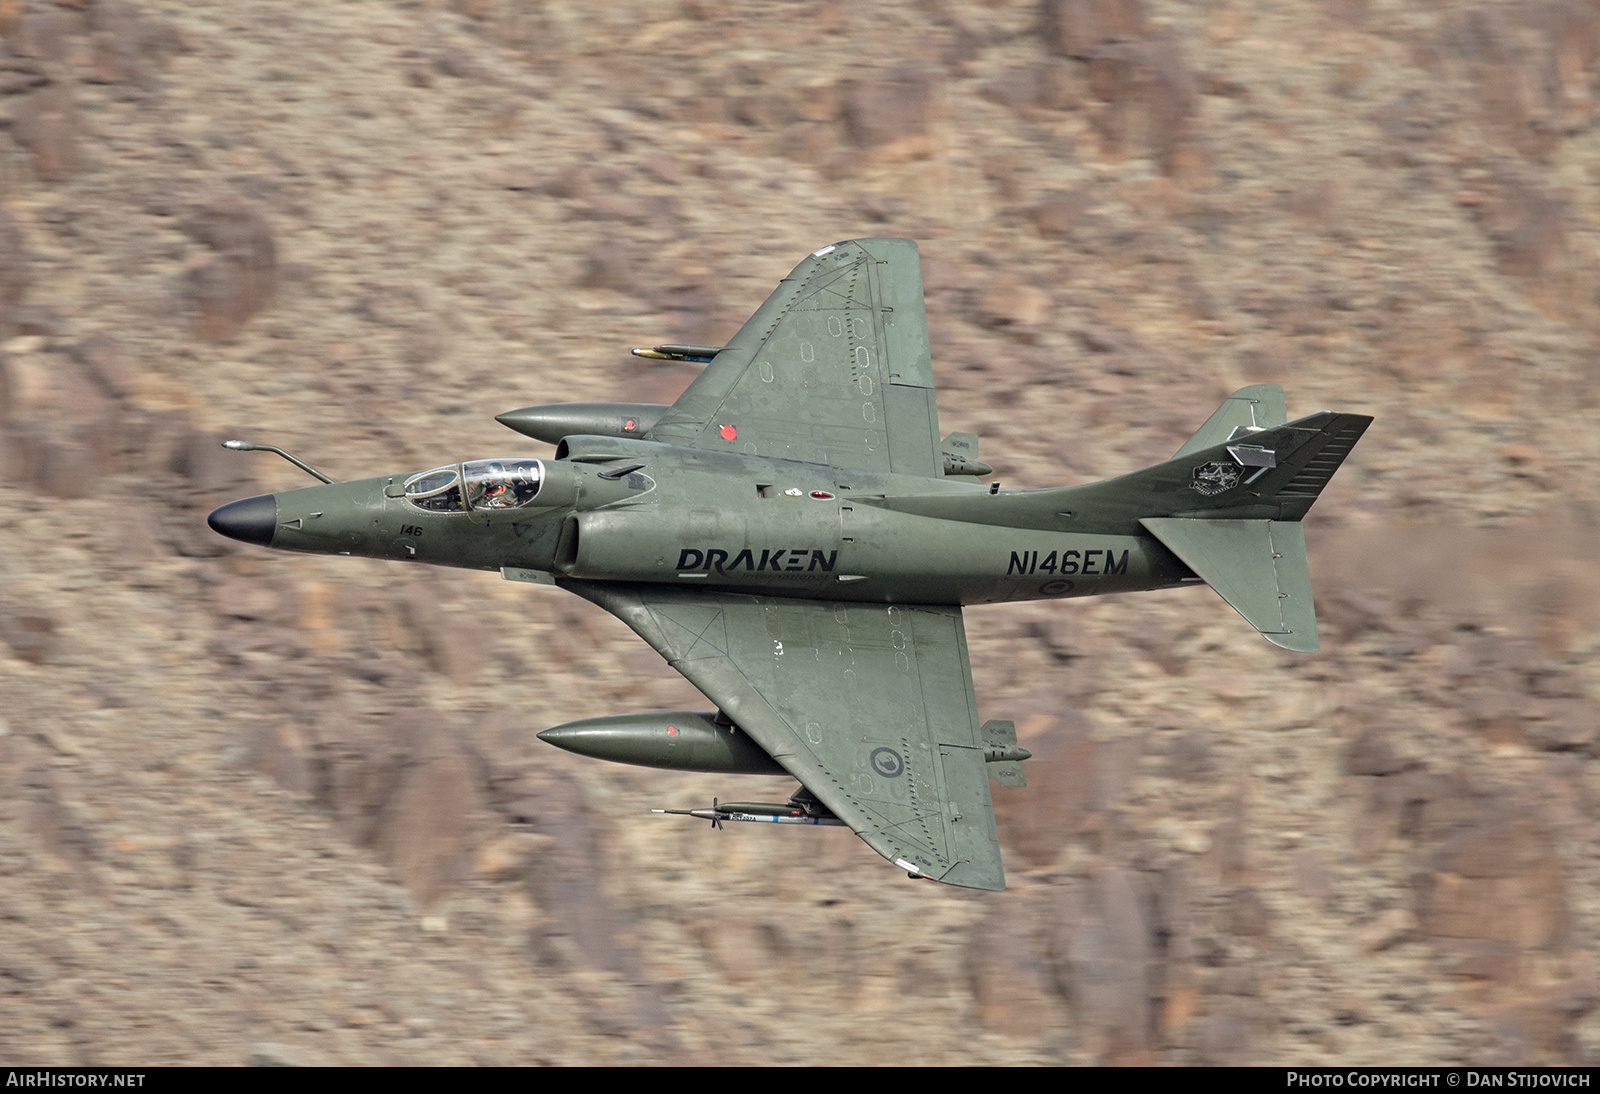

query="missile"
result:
[537,711,787,775]
[654,800,847,827]
[629,344,724,363]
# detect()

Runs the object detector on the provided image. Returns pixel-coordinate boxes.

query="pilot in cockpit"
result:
[479,465,511,507]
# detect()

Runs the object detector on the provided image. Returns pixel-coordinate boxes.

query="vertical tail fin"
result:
[1141,407,1371,653]
[1173,384,1287,459]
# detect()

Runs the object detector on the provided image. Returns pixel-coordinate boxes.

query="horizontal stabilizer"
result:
[1173,384,1287,459]
[1141,518,1319,652]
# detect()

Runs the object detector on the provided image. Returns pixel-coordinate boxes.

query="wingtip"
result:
[1265,631,1320,653]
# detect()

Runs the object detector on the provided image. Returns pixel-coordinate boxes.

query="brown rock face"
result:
[1055,868,1154,1063]
[967,898,1060,1039]
[11,10,74,63]
[1140,30,1203,179]
[1345,727,1410,776]
[576,242,639,292]
[0,339,120,499]
[519,773,646,982]
[182,199,277,342]
[0,0,1598,1069]
[0,54,50,97]
[975,279,1053,336]
[839,67,934,154]
[1419,812,1569,953]
[3,609,55,664]
[15,81,76,182]
[245,706,483,911]
[374,719,480,909]
[86,0,154,85]
[1040,0,1148,59]
[0,208,29,334]
[992,711,1098,868]
[70,333,131,399]
[1032,189,1091,238]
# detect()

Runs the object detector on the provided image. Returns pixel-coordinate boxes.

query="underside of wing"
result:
[648,238,944,479]
[560,579,1005,891]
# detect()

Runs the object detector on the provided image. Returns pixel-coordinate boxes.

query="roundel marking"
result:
[870,747,905,779]
[719,424,738,441]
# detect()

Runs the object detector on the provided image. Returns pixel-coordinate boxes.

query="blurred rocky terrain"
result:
[0,0,1597,1066]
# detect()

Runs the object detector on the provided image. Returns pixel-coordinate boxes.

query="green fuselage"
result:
[263,435,1195,606]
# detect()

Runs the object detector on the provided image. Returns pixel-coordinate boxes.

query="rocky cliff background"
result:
[0,0,1597,1066]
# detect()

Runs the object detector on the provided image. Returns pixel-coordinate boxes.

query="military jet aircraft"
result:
[209,238,1370,891]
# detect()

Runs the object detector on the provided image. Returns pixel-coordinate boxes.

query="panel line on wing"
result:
[806,282,871,309]
[856,800,950,863]
[645,602,729,660]
[790,262,862,304]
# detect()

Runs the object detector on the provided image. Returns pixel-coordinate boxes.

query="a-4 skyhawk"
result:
[210,238,1370,890]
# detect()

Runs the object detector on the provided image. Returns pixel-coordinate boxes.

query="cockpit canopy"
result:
[404,459,544,512]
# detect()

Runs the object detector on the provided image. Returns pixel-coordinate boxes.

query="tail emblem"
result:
[1191,461,1242,496]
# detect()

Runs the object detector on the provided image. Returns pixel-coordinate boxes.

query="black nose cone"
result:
[207,494,277,547]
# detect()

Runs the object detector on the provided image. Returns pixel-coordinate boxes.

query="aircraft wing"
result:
[561,579,1005,890]
[647,238,945,479]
